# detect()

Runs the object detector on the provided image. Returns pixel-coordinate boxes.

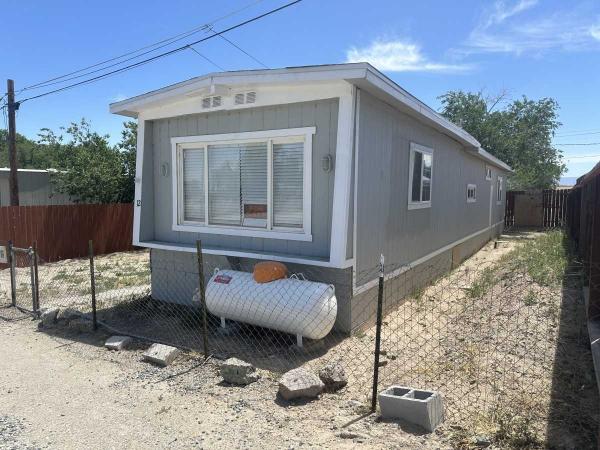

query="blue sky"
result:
[1,0,599,178]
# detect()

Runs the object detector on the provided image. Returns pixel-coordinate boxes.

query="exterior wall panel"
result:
[146,99,339,259]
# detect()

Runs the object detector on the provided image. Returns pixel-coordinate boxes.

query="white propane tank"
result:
[205,269,337,342]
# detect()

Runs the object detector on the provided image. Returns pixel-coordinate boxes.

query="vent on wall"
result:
[233,91,257,105]
[202,95,222,109]
[246,91,256,103]
[234,93,245,105]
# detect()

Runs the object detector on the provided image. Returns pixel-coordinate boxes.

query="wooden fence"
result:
[0,203,134,262]
[504,189,568,228]
[566,168,600,319]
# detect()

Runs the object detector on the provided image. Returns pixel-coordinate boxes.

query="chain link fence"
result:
[0,232,596,446]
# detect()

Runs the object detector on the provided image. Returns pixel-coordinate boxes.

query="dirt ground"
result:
[0,232,597,449]
[0,317,448,450]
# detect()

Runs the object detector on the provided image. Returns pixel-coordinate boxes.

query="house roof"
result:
[110,63,512,172]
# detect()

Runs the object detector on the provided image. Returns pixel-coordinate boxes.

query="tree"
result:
[438,91,565,190]
[40,119,137,203]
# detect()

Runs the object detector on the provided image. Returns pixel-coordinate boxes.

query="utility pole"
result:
[6,79,19,206]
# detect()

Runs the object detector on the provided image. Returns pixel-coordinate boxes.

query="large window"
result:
[172,128,314,241]
[408,143,433,210]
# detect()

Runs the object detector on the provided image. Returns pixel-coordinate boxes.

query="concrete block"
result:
[378,386,444,432]
[143,343,180,367]
[105,336,132,351]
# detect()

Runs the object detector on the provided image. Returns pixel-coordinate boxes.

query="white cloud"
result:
[345,39,472,73]
[463,1,600,55]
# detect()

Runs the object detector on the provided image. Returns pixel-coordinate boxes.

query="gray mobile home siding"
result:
[355,90,505,284]
[140,98,339,259]
[0,171,73,206]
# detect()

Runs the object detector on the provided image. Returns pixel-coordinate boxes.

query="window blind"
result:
[240,143,268,227]
[208,144,241,226]
[182,148,205,222]
[273,142,303,228]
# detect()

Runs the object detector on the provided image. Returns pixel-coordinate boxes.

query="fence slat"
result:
[0,203,134,262]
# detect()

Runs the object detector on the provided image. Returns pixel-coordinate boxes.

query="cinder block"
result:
[378,386,444,432]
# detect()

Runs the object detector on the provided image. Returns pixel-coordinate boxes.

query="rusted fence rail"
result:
[0,203,134,263]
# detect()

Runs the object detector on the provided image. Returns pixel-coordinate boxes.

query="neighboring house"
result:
[110,63,512,333]
[0,168,73,206]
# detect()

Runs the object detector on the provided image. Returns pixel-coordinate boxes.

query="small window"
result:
[467,184,477,203]
[496,176,503,204]
[485,166,492,180]
[408,143,433,209]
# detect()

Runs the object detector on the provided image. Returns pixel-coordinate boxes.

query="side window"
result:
[497,176,503,203]
[467,184,477,203]
[408,143,433,209]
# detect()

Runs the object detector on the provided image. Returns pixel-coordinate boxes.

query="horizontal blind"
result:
[240,143,268,227]
[182,148,205,222]
[208,144,241,226]
[273,142,303,228]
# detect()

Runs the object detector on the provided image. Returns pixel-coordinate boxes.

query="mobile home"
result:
[110,63,511,333]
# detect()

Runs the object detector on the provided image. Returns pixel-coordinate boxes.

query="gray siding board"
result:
[355,90,507,282]
[146,98,339,259]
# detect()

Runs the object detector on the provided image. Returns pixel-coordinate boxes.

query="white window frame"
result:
[171,127,314,241]
[485,165,492,181]
[466,183,477,203]
[496,176,503,204]
[407,142,434,210]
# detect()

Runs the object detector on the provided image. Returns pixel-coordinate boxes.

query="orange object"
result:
[253,261,288,283]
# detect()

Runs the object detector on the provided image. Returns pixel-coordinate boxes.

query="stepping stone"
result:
[278,368,324,400]
[105,336,132,351]
[220,358,259,385]
[143,343,180,367]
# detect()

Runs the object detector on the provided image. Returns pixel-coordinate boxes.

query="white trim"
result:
[353,220,505,295]
[329,86,356,267]
[137,240,339,268]
[171,127,314,241]
[496,175,504,205]
[407,142,433,210]
[467,183,477,203]
[351,89,361,291]
[132,118,145,244]
[485,165,492,181]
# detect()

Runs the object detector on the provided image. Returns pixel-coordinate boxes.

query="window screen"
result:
[273,142,303,228]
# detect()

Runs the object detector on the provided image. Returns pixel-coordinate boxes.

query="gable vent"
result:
[234,93,245,105]
[212,96,222,107]
[246,91,256,103]
[202,97,211,109]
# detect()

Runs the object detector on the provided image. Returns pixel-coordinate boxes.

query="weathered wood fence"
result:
[566,169,600,318]
[0,203,134,262]
[505,189,568,228]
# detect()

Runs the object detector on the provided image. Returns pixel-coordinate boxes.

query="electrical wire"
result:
[18,0,265,93]
[18,0,302,104]
[187,47,226,71]
[205,24,269,68]
[556,142,600,146]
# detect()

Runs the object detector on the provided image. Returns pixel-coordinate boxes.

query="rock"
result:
[319,362,348,392]
[69,318,93,333]
[143,343,180,367]
[40,308,59,327]
[105,336,132,351]
[278,368,324,400]
[220,358,259,385]
[57,308,82,321]
[472,435,492,447]
[337,431,367,441]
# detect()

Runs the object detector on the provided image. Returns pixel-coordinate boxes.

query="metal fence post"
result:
[32,241,40,312]
[371,254,385,412]
[88,240,98,331]
[8,240,16,307]
[196,240,210,358]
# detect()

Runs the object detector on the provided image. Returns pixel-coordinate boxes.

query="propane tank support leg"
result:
[296,335,303,348]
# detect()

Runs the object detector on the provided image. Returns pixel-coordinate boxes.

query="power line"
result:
[18,0,302,104]
[556,131,600,137]
[205,25,269,68]
[18,0,265,93]
[556,142,600,146]
[565,154,600,159]
[187,47,226,71]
